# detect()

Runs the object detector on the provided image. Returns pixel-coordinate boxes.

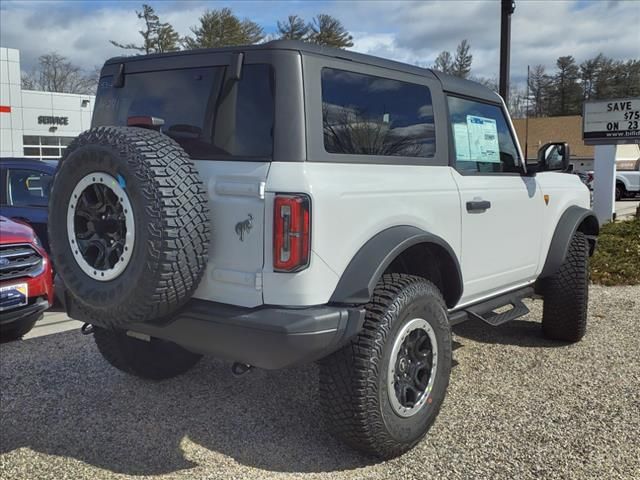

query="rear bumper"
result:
[128,300,366,370]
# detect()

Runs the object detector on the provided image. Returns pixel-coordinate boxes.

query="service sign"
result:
[583,98,640,145]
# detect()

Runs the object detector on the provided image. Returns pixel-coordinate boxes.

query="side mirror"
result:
[537,142,571,172]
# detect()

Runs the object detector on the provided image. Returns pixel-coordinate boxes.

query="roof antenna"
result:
[525,64,530,163]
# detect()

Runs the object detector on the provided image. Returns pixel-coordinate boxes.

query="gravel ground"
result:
[1,285,639,480]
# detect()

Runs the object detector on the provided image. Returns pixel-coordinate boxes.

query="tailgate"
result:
[191,160,269,307]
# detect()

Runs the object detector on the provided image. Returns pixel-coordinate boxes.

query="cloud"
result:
[1,0,638,87]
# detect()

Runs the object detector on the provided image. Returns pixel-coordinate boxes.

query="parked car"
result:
[0,216,54,341]
[616,160,640,200]
[49,40,598,459]
[575,171,594,190]
[0,158,56,252]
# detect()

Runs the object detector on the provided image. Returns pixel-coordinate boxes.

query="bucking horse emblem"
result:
[235,214,253,241]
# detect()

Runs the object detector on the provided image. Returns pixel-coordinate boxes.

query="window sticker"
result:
[466,115,500,163]
[453,123,471,161]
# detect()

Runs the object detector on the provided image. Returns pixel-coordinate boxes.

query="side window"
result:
[447,96,521,173]
[321,68,435,158]
[7,169,53,207]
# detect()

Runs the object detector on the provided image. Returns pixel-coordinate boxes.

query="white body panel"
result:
[192,157,591,309]
[191,160,270,307]
[263,162,462,306]
[534,172,594,268]
[452,171,543,305]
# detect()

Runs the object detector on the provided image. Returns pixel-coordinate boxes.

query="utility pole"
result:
[499,0,516,104]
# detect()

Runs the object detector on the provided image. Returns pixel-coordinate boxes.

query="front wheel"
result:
[319,274,452,459]
[541,231,590,342]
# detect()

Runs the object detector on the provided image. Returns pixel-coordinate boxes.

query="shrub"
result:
[590,217,640,285]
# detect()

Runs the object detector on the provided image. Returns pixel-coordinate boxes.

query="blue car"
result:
[0,158,56,253]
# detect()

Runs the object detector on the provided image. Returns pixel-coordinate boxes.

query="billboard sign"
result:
[583,98,640,145]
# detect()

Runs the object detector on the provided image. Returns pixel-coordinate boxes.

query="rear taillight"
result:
[273,194,310,272]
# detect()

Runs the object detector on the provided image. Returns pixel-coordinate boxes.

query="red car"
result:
[0,216,53,341]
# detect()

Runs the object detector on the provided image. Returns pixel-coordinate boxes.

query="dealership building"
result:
[0,47,95,161]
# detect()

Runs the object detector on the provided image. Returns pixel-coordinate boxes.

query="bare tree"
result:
[528,64,552,116]
[471,75,498,91]
[433,41,472,78]
[433,51,453,74]
[323,105,423,157]
[21,53,96,94]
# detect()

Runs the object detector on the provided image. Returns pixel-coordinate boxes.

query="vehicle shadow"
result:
[453,317,569,348]
[0,331,374,476]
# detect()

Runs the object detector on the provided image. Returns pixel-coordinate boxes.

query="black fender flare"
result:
[539,206,599,279]
[329,225,463,307]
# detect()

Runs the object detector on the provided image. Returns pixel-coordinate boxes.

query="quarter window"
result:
[321,68,435,158]
[448,96,521,173]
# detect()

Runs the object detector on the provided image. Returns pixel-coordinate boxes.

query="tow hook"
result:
[81,323,94,335]
[231,362,253,376]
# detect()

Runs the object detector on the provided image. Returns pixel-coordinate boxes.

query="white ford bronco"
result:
[49,40,599,458]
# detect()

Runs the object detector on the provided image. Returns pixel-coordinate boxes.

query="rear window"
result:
[92,64,275,160]
[321,68,435,158]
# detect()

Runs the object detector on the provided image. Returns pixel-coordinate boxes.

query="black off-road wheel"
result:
[615,183,625,201]
[48,126,210,329]
[93,327,202,380]
[541,231,590,342]
[319,274,452,459]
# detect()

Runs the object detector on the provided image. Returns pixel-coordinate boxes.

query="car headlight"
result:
[32,235,43,248]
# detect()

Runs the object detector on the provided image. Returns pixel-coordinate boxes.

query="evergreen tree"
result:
[307,14,353,49]
[183,8,264,49]
[551,56,581,115]
[619,59,640,97]
[110,4,180,54]
[579,54,604,101]
[277,15,308,40]
[156,23,181,53]
[452,39,473,79]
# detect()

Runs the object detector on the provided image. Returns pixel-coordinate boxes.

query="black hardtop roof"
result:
[105,40,502,105]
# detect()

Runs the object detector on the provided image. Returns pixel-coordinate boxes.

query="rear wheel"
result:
[319,274,452,459]
[541,232,590,342]
[615,183,625,201]
[93,327,202,380]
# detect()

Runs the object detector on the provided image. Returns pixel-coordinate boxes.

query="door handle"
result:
[466,200,491,212]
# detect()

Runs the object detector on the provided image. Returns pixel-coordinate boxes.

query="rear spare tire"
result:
[49,126,210,328]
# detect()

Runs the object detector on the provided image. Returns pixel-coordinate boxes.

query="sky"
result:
[1,0,639,86]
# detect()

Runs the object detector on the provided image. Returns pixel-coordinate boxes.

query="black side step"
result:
[466,299,530,326]
[450,286,534,327]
